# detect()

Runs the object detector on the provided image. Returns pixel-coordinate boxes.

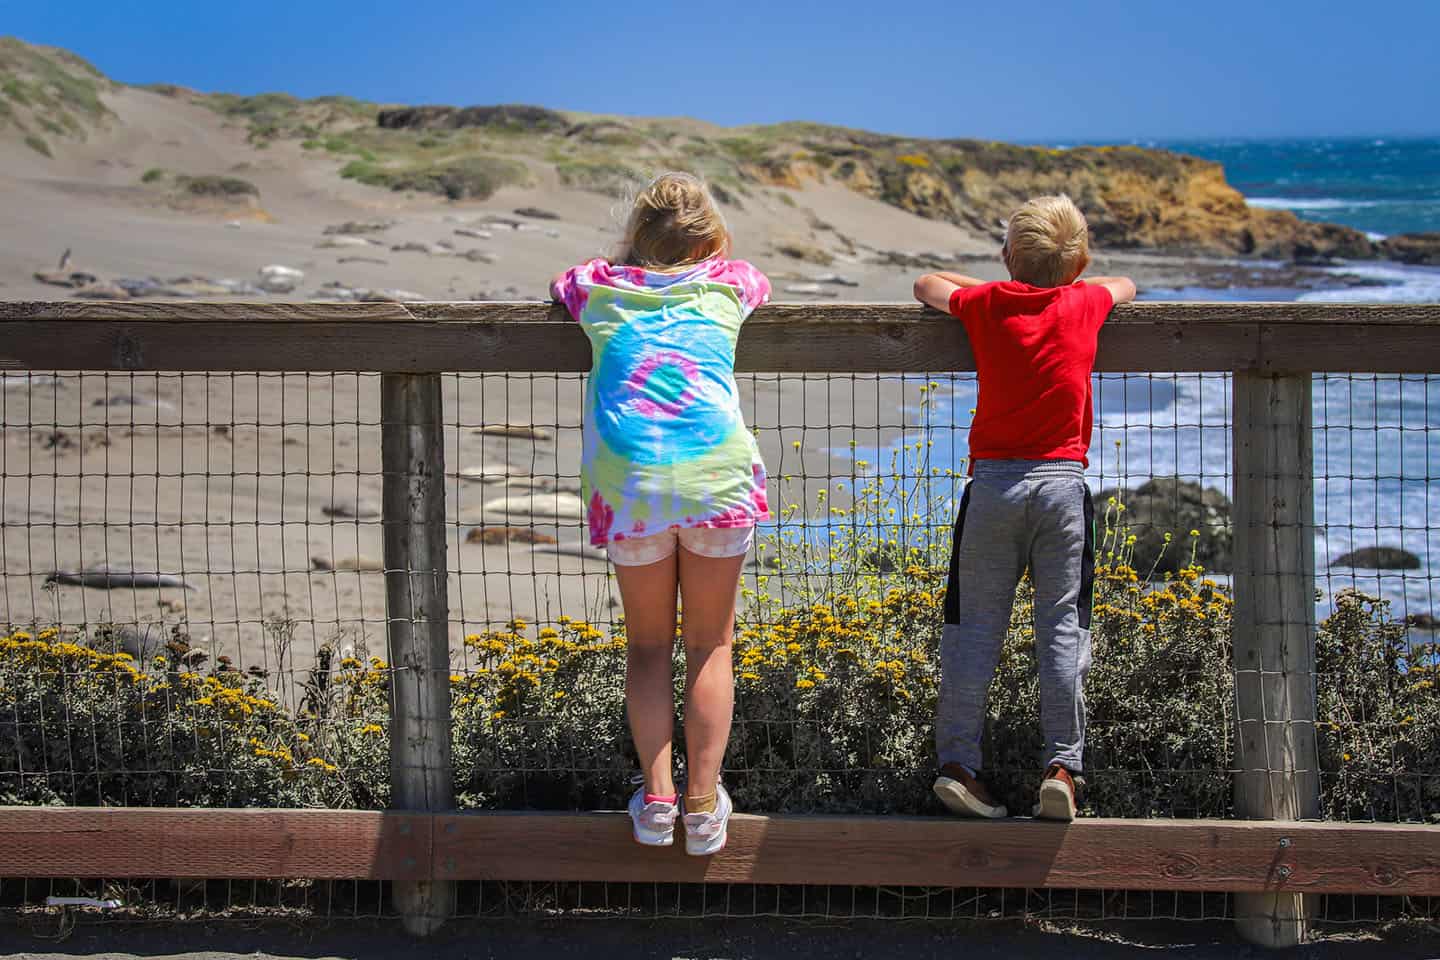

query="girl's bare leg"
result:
[614,554,680,797]
[676,549,745,802]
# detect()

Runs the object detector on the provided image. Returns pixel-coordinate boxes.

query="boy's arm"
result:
[913,273,985,313]
[1087,276,1137,304]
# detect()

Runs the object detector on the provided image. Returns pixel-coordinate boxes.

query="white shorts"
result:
[606,525,754,567]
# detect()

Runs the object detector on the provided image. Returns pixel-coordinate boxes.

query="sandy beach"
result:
[0,83,1381,686]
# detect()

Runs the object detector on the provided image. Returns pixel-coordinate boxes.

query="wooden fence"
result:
[1,300,1439,948]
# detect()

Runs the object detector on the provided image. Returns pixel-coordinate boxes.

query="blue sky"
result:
[8,1,1438,141]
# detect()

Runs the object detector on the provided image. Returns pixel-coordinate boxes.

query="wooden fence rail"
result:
[2,301,1439,948]
[1,808,1437,895]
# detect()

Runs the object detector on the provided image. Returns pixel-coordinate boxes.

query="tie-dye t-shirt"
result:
[555,257,771,547]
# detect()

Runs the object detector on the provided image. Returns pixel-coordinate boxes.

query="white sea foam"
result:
[1297,262,1440,304]
[1247,197,1384,211]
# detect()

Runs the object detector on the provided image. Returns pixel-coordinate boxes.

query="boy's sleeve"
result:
[947,285,986,322]
[1084,283,1115,333]
[553,258,608,321]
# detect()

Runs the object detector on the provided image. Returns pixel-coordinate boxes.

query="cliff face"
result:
[741,131,1377,260]
[0,37,1383,261]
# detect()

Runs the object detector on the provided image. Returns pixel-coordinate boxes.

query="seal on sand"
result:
[46,564,195,590]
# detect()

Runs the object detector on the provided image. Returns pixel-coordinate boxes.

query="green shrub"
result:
[342,154,529,201]
[141,167,166,183]
[175,174,259,198]
[555,159,640,198]
[23,134,50,157]
[2,431,1433,819]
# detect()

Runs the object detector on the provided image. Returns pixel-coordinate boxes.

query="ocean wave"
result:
[1246,197,1385,211]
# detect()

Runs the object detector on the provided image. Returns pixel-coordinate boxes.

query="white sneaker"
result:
[627,787,678,847]
[681,782,733,856]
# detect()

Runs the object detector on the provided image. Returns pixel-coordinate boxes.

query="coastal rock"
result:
[815,273,860,286]
[323,219,395,236]
[514,207,560,220]
[1380,233,1440,266]
[71,282,131,299]
[775,241,834,266]
[35,269,98,288]
[1332,546,1421,570]
[466,526,559,545]
[258,264,304,293]
[1093,478,1233,576]
[462,250,497,263]
[454,227,493,240]
[322,498,381,520]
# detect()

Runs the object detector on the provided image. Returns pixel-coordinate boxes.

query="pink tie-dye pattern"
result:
[625,351,699,418]
[703,260,771,312]
[587,490,615,543]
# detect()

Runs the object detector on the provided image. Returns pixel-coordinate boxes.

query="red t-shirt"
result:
[948,280,1114,468]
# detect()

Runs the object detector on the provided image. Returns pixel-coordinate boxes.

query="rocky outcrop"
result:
[1332,547,1421,570]
[1093,478,1233,577]
[376,104,566,133]
[1380,233,1440,266]
[750,135,1378,261]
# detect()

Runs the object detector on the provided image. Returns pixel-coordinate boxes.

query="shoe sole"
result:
[1036,780,1076,821]
[632,823,675,846]
[685,825,727,856]
[934,777,1007,819]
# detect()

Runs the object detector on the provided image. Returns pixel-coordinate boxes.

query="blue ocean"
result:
[864,138,1440,628]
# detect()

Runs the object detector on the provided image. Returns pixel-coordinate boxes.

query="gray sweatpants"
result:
[936,459,1096,774]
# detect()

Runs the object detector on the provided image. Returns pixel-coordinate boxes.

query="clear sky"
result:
[8,0,1438,142]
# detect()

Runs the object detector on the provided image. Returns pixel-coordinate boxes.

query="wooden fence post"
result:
[381,373,454,935]
[1230,371,1321,948]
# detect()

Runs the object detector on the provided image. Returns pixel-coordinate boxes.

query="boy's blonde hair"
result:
[617,172,730,268]
[1003,195,1090,287]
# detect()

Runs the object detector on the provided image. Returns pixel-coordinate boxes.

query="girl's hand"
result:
[549,270,570,302]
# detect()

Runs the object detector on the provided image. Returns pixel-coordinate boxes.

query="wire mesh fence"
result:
[1,363,1437,925]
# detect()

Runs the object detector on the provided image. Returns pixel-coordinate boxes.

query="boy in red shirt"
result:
[913,195,1136,820]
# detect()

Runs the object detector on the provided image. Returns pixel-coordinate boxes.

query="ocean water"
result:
[1157,136,1440,239]
[854,138,1440,627]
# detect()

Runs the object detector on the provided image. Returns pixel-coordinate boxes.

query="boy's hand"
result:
[1087,276,1137,305]
[549,270,570,302]
[913,273,984,314]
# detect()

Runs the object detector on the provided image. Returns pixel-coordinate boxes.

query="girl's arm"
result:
[548,270,570,301]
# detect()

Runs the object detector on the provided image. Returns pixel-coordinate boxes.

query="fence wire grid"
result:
[1,367,1437,923]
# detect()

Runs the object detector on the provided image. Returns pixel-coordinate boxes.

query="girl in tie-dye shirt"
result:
[550,172,770,855]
